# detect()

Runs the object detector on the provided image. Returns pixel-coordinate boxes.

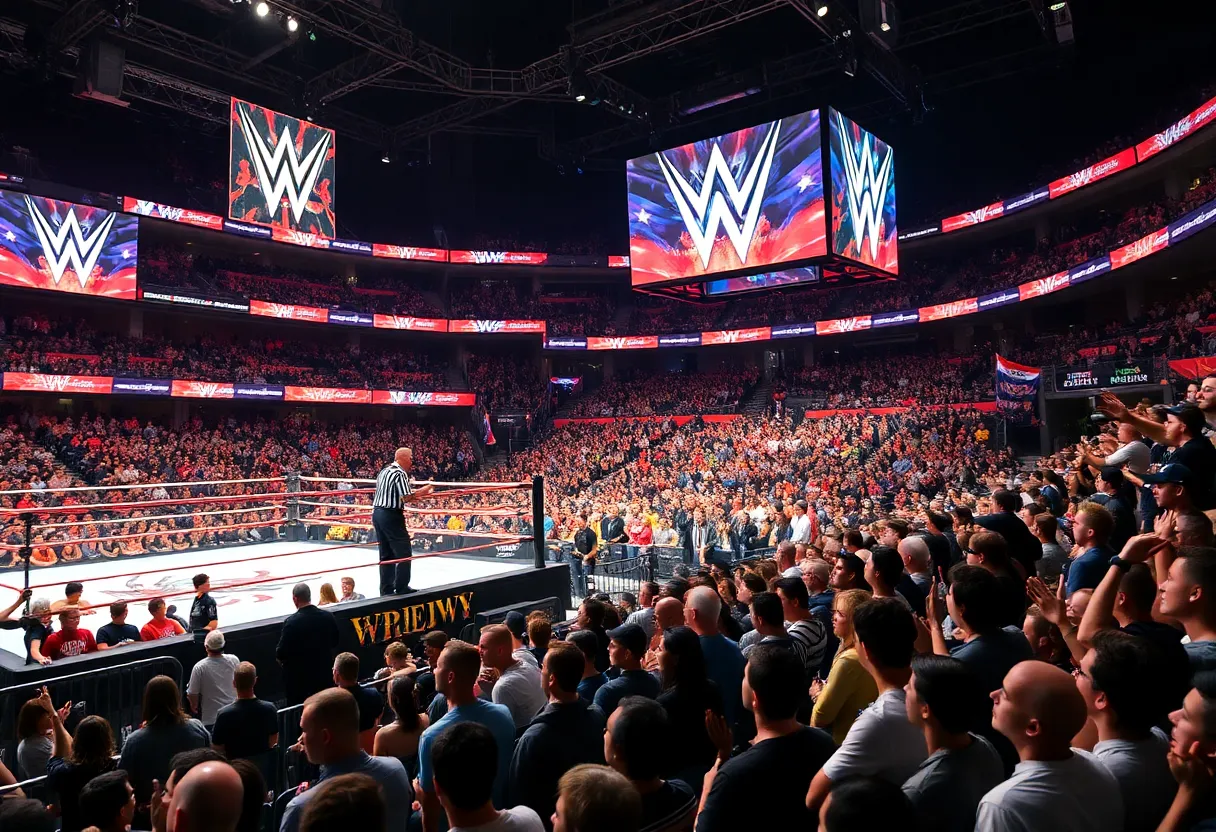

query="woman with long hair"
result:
[118,675,210,811]
[46,702,118,832]
[655,625,723,789]
[373,675,430,781]
[317,583,338,606]
[810,589,878,745]
[15,695,56,780]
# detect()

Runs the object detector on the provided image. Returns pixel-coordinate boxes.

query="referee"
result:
[372,447,433,596]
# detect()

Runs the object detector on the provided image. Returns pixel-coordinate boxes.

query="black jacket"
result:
[601,516,626,545]
[974,511,1041,577]
[507,700,606,830]
[276,604,340,704]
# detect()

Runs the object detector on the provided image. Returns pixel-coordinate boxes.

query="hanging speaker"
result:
[74,39,126,104]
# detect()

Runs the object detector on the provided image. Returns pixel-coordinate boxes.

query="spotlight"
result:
[574,93,586,102]
[255,1,270,17]
[286,15,298,31]
[307,29,316,41]
[381,152,391,164]
[880,21,890,31]
[1048,1,1066,8]
[816,3,828,16]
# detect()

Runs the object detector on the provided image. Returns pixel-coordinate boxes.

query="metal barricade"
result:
[0,656,184,774]
[587,554,651,602]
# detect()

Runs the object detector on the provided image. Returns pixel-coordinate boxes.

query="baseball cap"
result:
[1166,404,1206,436]
[1099,466,1125,489]
[605,623,647,657]
[1141,463,1194,486]
[204,629,225,651]
[503,610,527,639]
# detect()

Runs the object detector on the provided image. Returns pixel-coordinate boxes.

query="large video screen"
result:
[828,109,898,274]
[0,189,138,299]
[229,97,336,239]
[703,266,820,296]
[627,108,826,287]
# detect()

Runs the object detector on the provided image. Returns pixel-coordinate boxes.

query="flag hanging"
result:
[995,355,1040,425]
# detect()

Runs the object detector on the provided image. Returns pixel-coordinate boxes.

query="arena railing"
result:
[0,656,184,774]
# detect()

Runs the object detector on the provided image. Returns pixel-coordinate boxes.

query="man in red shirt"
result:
[41,609,97,659]
[141,597,186,641]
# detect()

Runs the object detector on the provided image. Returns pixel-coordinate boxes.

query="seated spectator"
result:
[332,652,383,752]
[16,691,58,779]
[117,675,211,811]
[46,710,118,832]
[811,589,878,745]
[282,688,412,832]
[552,765,641,832]
[508,642,605,829]
[604,697,697,832]
[211,661,279,761]
[141,598,186,641]
[978,661,1123,830]
[820,776,919,832]
[42,609,96,660]
[900,655,1004,832]
[593,624,660,717]
[96,602,141,649]
[187,630,239,730]
[434,721,545,832]
[374,675,430,781]
[698,644,835,832]
[298,773,386,832]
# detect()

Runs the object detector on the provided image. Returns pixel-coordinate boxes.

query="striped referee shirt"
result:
[373,462,413,510]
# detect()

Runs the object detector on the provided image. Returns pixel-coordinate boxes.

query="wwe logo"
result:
[836,113,894,261]
[26,198,117,289]
[1152,119,1192,152]
[1027,275,1068,297]
[265,304,297,319]
[470,320,505,333]
[159,206,185,222]
[601,338,628,350]
[189,383,223,398]
[656,120,782,269]
[236,103,331,225]
[718,331,743,344]
[37,376,76,393]
[470,251,508,264]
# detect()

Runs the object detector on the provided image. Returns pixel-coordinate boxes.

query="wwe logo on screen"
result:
[236,104,331,225]
[470,321,506,333]
[25,198,117,289]
[656,120,782,270]
[836,113,893,261]
[388,391,434,405]
[470,251,508,264]
[36,376,77,393]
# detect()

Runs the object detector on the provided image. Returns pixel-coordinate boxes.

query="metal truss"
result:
[392,96,520,145]
[47,0,109,51]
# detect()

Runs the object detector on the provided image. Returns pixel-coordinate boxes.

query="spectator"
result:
[1033,514,1068,582]
[434,722,545,832]
[211,661,279,761]
[502,611,540,668]
[118,676,211,810]
[698,644,835,832]
[17,688,64,779]
[811,589,878,745]
[187,630,240,730]
[96,602,141,650]
[566,630,607,703]
[592,624,661,717]
[552,765,641,832]
[47,712,118,832]
[297,773,386,832]
[819,776,919,832]
[281,688,412,832]
[332,652,383,752]
[934,565,1035,695]
[604,697,697,832]
[682,588,744,725]
[42,608,97,659]
[318,584,338,606]
[900,655,1004,832]
[807,598,926,811]
[230,758,268,832]
[739,590,797,657]
[188,573,218,632]
[1066,503,1117,595]
[975,490,1042,577]
[24,598,54,665]
[276,583,340,705]
[373,675,430,780]
[1095,468,1137,551]
[337,576,365,603]
[141,598,186,642]
[978,661,1123,830]
[964,531,1029,628]
[773,577,828,687]
[527,613,553,666]
[830,554,870,593]
[625,582,660,640]
[417,641,517,832]
[508,642,606,829]
[654,626,723,787]
[477,624,546,729]
[77,770,135,832]
[164,759,244,832]
[1157,546,1216,676]
[1160,671,1216,828]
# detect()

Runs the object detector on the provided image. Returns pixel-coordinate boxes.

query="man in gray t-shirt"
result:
[186,630,240,728]
[478,624,546,729]
[903,734,1004,832]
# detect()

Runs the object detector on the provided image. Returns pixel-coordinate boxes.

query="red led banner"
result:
[941,202,1004,233]
[1049,147,1137,199]
[123,197,224,230]
[1110,228,1169,270]
[700,327,772,346]
[1017,271,1071,301]
[608,255,631,268]
[2,373,114,395]
[271,227,331,249]
[815,316,871,336]
[449,250,549,265]
[1136,95,1216,162]
[371,314,450,332]
[371,390,478,407]
[249,299,330,323]
[170,380,236,399]
[448,320,546,334]
[586,336,660,351]
[918,298,978,323]
[371,243,448,262]
[283,386,373,404]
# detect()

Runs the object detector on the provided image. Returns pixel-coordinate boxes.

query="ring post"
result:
[20,511,33,612]
[531,475,545,569]
[285,471,302,542]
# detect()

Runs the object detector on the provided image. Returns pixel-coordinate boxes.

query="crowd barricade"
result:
[587,554,651,602]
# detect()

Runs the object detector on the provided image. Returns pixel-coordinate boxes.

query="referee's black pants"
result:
[373,507,413,595]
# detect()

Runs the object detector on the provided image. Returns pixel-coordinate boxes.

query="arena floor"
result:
[0,541,526,657]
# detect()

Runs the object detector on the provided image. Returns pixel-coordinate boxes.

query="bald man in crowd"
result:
[165,760,244,832]
[648,597,685,652]
[978,661,1123,831]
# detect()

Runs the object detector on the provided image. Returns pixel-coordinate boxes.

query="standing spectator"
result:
[698,645,835,832]
[1157,546,1216,676]
[1066,503,1117,595]
[477,624,546,729]
[1033,514,1068,582]
[978,661,1123,831]
[625,582,659,640]
[790,500,812,545]
[188,574,218,632]
[16,692,59,779]
[811,589,878,745]
[211,661,279,761]
[417,641,517,832]
[297,773,386,832]
[332,652,383,752]
[774,578,828,685]
[46,712,117,832]
[807,598,926,812]
[1095,468,1137,551]
[975,490,1042,577]
[592,624,660,717]
[552,765,641,832]
[508,643,606,829]
[934,565,1034,695]
[374,675,430,780]
[42,609,97,659]
[527,613,553,666]
[682,588,744,726]
[281,688,413,832]
[96,602,141,650]
[567,630,607,703]
[118,676,211,810]
[820,777,918,832]
[435,722,545,832]
[502,611,540,668]
[739,590,798,657]
[654,626,723,787]
[52,582,94,614]
[187,630,240,731]
[604,697,696,832]
[276,583,340,705]
[571,514,597,599]
[900,655,1004,832]
[1159,672,1216,829]
[165,760,245,832]
[141,598,186,642]
[77,769,135,832]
